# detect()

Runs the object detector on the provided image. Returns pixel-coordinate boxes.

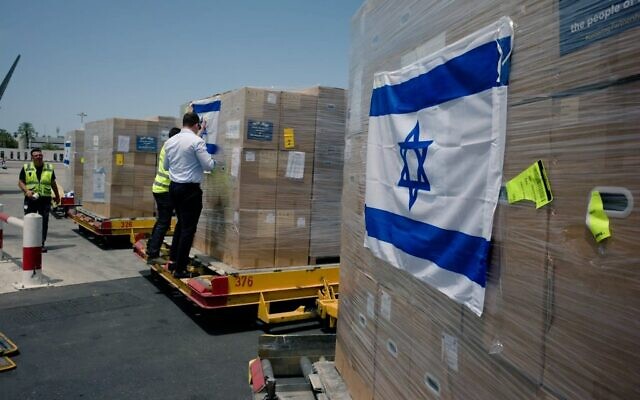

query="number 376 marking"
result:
[235,276,254,287]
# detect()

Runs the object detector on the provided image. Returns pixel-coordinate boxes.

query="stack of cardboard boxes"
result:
[193,86,346,269]
[82,116,178,218]
[64,129,84,201]
[339,0,639,399]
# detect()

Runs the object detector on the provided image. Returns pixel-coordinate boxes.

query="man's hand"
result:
[54,193,61,204]
[25,189,35,199]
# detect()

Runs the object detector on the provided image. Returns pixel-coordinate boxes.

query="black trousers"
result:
[146,192,174,258]
[24,196,51,246]
[169,182,202,271]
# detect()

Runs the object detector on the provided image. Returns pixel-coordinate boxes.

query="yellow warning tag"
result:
[505,160,553,208]
[587,191,611,242]
[80,157,85,164]
[115,153,124,166]
[283,128,295,149]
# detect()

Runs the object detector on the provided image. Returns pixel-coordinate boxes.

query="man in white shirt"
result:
[163,112,217,277]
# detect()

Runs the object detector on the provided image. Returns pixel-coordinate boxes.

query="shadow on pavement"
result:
[141,269,325,337]
[72,228,133,250]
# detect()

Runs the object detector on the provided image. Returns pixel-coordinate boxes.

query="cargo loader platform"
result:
[133,239,339,326]
[71,207,176,244]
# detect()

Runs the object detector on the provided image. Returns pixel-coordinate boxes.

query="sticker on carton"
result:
[380,290,391,321]
[117,135,130,153]
[267,92,278,104]
[285,151,305,179]
[231,148,241,178]
[245,151,256,162]
[366,292,375,318]
[296,217,306,228]
[266,213,276,224]
[442,333,459,372]
[226,120,240,139]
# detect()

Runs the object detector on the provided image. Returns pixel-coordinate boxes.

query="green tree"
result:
[17,122,37,147]
[0,129,18,148]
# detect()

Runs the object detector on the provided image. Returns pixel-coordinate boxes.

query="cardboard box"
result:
[274,209,310,267]
[308,87,346,260]
[219,87,281,150]
[279,91,317,153]
[230,149,277,210]
[223,209,276,269]
[276,150,314,209]
[81,116,169,218]
[542,82,640,400]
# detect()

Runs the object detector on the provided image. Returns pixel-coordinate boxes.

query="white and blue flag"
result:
[191,95,221,155]
[364,17,513,316]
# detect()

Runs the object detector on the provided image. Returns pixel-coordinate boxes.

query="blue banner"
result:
[559,0,640,55]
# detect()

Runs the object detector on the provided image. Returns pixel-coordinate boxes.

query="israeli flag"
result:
[191,95,221,155]
[364,17,513,316]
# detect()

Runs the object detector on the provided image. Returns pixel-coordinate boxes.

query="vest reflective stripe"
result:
[152,145,170,194]
[24,162,54,197]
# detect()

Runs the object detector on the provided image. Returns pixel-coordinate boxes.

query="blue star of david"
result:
[398,121,433,210]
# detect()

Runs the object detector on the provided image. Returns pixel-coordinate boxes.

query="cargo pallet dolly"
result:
[248,334,349,400]
[71,207,176,245]
[133,239,339,327]
[51,196,81,219]
[0,331,18,372]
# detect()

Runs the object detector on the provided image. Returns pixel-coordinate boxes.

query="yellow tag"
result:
[505,160,553,208]
[115,153,124,166]
[80,157,85,164]
[283,128,295,149]
[587,191,611,242]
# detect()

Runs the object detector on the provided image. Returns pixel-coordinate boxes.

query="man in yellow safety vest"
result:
[18,148,61,252]
[146,127,181,264]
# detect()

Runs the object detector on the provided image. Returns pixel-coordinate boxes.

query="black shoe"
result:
[146,256,164,265]
[41,246,48,253]
[172,270,190,279]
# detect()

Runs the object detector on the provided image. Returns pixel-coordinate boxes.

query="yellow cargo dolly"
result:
[134,240,339,326]
[71,207,176,244]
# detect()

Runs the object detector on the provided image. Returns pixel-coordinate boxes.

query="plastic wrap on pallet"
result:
[63,129,84,202]
[337,0,640,399]
[81,116,178,219]
[190,86,346,270]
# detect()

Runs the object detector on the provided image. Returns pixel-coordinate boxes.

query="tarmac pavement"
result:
[0,160,324,399]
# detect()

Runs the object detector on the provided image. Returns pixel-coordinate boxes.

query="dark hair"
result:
[30,148,42,156]
[168,127,181,138]
[183,112,199,127]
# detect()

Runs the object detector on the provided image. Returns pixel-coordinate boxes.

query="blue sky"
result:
[0,0,362,136]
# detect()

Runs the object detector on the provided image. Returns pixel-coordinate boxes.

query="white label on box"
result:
[231,147,241,178]
[285,151,305,179]
[266,213,275,224]
[93,135,99,148]
[296,217,306,228]
[233,211,239,224]
[117,135,130,153]
[380,290,391,321]
[366,292,375,318]
[245,151,256,162]
[92,168,106,201]
[267,92,278,104]
[344,138,352,161]
[442,333,459,372]
[226,120,240,139]
[348,68,363,133]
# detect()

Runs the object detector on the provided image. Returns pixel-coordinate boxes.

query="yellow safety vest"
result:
[152,145,170,194]
[24,162,54,197]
